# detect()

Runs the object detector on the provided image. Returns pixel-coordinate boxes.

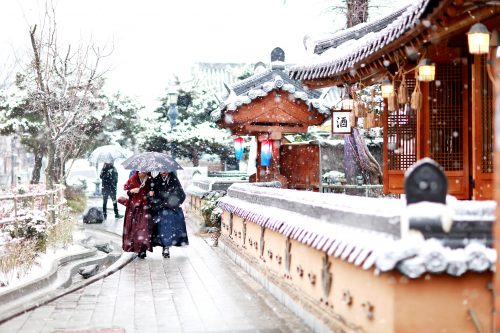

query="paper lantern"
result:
[417,58,436,82]
[261,140,272,166]
[467,23,490,55]
[381,77,394,98]
[234,137,244,161]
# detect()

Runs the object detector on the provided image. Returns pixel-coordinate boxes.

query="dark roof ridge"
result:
[313,5,410,54]
[230,68,321,98]
[230,68,273,92]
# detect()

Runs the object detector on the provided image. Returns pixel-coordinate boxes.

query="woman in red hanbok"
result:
[122,171,153,258]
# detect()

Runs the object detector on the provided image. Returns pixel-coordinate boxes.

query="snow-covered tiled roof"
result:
[186,178,249,197]
[212,67,330,122]
[185,184,209,198]
[288,0,432,81]
[217,183,496,278]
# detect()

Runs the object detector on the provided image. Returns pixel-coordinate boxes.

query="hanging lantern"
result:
[467,23,490,55]
[234,137,244,161]
[261,140,272,167]
[381,77,394,98]
[417,58,436,82]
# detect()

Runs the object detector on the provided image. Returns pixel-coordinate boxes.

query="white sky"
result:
[0,0,411,112]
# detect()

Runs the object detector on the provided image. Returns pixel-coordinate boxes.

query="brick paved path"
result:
[0,205,309,333]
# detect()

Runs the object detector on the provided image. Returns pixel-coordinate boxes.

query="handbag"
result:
[117,196,129,206]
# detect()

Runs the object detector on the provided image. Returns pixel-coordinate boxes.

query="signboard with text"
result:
[331,110,352,134]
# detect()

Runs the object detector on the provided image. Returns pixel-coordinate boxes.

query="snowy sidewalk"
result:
[0,198,309,333]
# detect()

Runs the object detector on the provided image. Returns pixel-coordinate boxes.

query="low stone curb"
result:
[0,248,97,306]
[0,228,134,324]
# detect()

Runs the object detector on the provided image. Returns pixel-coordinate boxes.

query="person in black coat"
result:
[100,162,123,219]
[148,171,188,258]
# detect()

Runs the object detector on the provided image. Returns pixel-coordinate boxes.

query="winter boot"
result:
[162,247,170,258]
[114,203,123,218]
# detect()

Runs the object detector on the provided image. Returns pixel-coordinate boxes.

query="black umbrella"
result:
[121,152,183,172]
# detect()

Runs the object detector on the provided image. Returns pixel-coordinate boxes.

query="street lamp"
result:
[11,135,18,188]
[167,89,179,158]
[167,89,179,130]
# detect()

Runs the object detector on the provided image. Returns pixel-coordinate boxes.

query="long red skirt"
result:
[122,206,152,253]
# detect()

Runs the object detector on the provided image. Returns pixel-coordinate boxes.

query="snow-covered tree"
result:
[100,93,144,149]
[142,82,234,167]
[326,1,398,29]
[0,77,46,183]
[24,4,110,188]
[328,0,369,28]
[322,0,384,186]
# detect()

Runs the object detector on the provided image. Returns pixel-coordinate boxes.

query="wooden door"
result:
[280,143,320,190]
[426,61,469,199]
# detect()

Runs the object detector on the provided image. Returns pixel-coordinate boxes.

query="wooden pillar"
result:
[493,44,500,332]
[255,135,261,183]
[420,80,430,159]
[268,132,282,179]
[382,98,388,194]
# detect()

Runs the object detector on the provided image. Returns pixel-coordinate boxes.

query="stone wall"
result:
[215,183,494,333]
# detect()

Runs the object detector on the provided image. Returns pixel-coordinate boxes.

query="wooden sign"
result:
[331,110,352,134]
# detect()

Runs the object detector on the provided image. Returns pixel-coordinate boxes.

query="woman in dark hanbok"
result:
[122,171,153,258]
[149,171,188,258]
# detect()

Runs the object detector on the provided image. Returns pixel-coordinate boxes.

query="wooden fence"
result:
[0,185,66,225]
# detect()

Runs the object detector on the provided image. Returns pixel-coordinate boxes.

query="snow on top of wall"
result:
[217,182,496,278]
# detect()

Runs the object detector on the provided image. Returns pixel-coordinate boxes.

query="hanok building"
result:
[289,0,500,200]
[213,48,331,188]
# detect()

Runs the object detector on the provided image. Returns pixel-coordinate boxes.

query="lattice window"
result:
[429,63,463,171]
[481,56,493,173]
[387,77,417,170]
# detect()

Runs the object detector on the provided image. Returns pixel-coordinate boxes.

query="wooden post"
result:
[382,98,389,193]
[269,132,282,180]
[13,195,17,223]
[256,136,262,183]
[493,44,500,332]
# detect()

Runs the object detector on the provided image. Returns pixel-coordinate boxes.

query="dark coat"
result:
[100,164,118,195]
[149,173,188,247]
[149,173,186,214]
[122,172,153,253]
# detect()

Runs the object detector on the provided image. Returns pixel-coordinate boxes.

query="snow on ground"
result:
[0,229,88,293]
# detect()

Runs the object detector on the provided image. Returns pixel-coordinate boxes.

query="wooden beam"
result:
[429,6,500,45]
[302,77,345,89]
[230,124,308,135]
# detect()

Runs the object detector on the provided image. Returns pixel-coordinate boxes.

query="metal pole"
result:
[168,102,178,159]
[10,136,16,188]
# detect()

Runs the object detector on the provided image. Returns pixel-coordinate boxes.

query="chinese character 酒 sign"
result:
[331,110,352,134]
